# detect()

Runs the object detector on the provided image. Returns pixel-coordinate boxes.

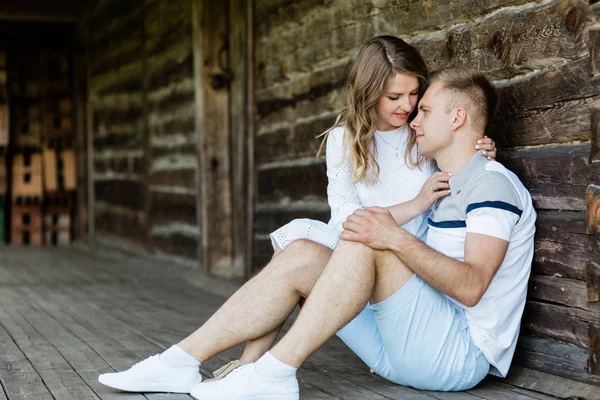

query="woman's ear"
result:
[451,107,467,130]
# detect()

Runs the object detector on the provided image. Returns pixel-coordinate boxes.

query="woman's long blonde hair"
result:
[318,36,428,184]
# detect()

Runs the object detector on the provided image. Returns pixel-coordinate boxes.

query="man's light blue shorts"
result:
[336,274,490,391]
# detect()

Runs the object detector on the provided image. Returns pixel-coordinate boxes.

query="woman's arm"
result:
[325,128,364,232]
[386,171,452,226]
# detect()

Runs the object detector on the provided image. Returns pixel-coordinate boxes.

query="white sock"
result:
[159,345,201,368]
[254,352,297,379]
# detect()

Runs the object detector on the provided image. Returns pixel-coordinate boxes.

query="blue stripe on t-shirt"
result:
[427,218,466,228]
[466,201,522,217]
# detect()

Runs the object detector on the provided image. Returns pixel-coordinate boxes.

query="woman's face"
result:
[375,72,420,131]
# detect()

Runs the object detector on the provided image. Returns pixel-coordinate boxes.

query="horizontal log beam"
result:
[533,211,599,280]
[257,161,327,204]
[95,180,145,211]
[414,0,589,78]
[499,143,599,211]
[490,58,599,147]
[514,335,600,385]
[522,300,598,348]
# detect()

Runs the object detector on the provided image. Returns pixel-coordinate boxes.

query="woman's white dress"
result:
[270,125,436,251]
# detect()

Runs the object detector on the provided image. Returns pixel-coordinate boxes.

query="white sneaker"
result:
[190,363,299,400]
[98,354,202,393]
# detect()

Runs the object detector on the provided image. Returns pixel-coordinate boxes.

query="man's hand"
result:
[340,207,401,250]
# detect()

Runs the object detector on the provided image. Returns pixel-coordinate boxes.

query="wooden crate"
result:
[11,203,42,245]
[0,197,5,243]
[14,107,41,147]
[43,147,57,192]
[0,103,8,146]
[61,149,76,190]
[42,115,72,139]
[44,205,70,245]
[12,153,42,197]
[0,154,6,195]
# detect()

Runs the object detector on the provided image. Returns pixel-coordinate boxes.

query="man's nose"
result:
[410,115,420,129]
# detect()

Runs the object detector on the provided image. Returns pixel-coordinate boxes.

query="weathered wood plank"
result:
[466,380,553,400]
[151,233,198,259]
[149,191,197,226]
[503,364,600,399]
[414,0,589,78]
[498,143,599,211]
[490,58,599,147]
[533,211,598,280]
[147,169,196,189]
[254,203,329,234]
[258,159,327,203]
[94,205,147,245]
[0,308,100,400]
[0,320,54,400]
[587,184,600,234]
[258,143,599,210]
[522,300,594,348]
[514,335,600,385]
[94,180,145,211]
[529,275,599,312]
[255,115,334,165]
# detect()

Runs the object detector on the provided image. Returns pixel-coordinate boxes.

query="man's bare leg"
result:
[237,245,287,365]
[270,239,414,367]
[178,239,332,362]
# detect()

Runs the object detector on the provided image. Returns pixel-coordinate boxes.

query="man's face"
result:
[409,81,453,158]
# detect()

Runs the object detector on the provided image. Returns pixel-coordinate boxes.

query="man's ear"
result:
[451,107,467,131]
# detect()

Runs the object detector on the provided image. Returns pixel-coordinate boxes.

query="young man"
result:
[99,69,535,399]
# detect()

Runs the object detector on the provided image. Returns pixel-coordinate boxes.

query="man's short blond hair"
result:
[430,69,498,134]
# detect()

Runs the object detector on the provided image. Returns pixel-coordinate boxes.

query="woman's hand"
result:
[412,172,452,215]
[476,135,497,160]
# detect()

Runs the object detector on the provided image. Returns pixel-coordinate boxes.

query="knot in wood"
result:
[565,7,580,33]
[445,33,456,58]
[490,31,504,59]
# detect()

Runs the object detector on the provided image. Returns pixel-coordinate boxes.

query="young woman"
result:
[209,35,497,380]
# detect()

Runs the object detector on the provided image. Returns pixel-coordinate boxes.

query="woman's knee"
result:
[276,239,332,273]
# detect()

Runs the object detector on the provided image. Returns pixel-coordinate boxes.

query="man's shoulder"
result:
[462,161,526,211]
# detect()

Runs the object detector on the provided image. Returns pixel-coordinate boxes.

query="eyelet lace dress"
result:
[270,125,435,252]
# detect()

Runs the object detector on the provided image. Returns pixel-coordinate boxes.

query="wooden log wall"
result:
[82,0,199,259]
[253,0,600,384]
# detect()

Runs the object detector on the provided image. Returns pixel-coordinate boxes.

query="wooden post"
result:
[229,0,253,277]
[192,0,235,276]
[245,0,255,280]
[73,50,88,239]
[591,30,600,162]
[588,262,600,303]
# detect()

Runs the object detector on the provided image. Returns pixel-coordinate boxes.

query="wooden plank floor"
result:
[0,244,597,400]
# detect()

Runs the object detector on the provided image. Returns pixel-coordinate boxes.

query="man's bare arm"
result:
[341,207,508,307]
